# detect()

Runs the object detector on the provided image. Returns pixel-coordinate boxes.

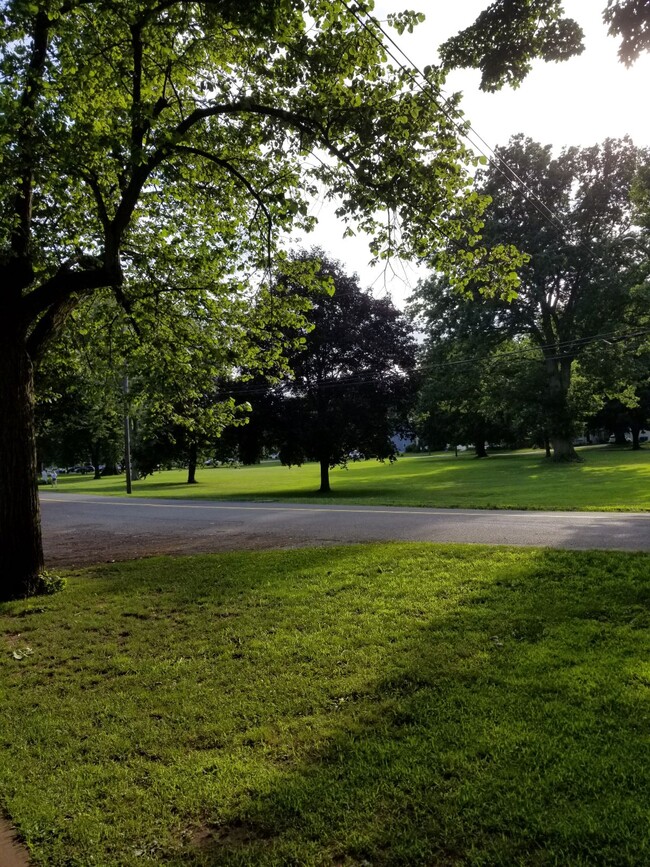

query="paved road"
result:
[40,493,650,565]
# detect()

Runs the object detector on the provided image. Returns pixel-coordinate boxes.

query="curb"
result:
[0,818,31,866]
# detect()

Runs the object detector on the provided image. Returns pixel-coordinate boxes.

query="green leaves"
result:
[2,0,502,313]
[387,10,426,36]
[438,0,585,92]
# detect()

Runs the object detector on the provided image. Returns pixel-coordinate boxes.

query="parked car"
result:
[608,430,649,444]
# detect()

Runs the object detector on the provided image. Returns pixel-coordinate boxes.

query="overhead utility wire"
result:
[423,325,650,360]
[341,1,585,241]
[421,326,650,372]
[219,326,650,395]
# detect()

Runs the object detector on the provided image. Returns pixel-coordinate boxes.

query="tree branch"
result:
[173,144,273,260]
[130,22,146,164]
[11,9,50,271]
[170,100,367,182]
[26,294,85,363]
[21,259,110,325]
[82,172,111,233]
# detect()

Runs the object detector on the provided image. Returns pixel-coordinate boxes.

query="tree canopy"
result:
[412,135,650,460]
[3,0,526,599]
[275,254,417,493]
[223,253,417,493]
[440,0,650,91]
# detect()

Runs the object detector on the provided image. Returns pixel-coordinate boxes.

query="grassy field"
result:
[51,445,650,511]
[2,543,649,865]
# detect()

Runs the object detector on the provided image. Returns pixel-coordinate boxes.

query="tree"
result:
[35,338,123,479]
[479,341,555,454]
[592,390,650,448]
[415,136,650,461]
[440,0,650,92]
[582,279,650,449]
[3,0,527,599]
[209,377,286,466]
[35,275,299,484]
[410,275,509,456]
[411,277,564,455]
[480,136,647,459]
[251,254,417,494]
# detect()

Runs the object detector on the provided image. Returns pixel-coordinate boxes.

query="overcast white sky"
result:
[291,0,650,307]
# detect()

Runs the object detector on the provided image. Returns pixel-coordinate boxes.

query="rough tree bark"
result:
[0,322,44,601]
[474,423,489,458]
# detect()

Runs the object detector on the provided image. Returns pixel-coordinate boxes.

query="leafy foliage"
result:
[439,0,584,92]
[414,135,650,460]
[226,253,417,491]
[604,0,650,66]
[440,0,650,91]
[2,0,525,596]
[1,0,506,313]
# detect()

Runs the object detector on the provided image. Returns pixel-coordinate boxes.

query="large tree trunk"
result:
[631,421,640,451]
[474,423,488,458]
[549,435,580,461]
[319,457,331,493]
[187,443,198,484]
[545,356,580,462]
[0,332,44,600]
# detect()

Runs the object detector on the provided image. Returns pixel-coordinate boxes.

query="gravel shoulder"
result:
[43,526,322,568]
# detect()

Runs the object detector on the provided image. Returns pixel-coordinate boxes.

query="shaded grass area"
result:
[1,543,649,865]
[52,446,650,511]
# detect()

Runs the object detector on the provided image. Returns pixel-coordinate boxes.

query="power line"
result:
[339,1,605,253]
[218,326,650,394]
[423,327,650,372]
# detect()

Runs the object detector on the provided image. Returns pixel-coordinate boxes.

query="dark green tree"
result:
[252,255,417,494]
[35,349,122,479]
[209,378,286,467]
[410,276,509,457]
[582,279,650,449]
[410,277,583,455]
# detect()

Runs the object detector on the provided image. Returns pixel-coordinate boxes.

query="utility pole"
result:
[123,374,132,495]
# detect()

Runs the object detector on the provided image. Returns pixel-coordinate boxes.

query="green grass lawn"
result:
[52,445,650,511]
[2,543,649,865]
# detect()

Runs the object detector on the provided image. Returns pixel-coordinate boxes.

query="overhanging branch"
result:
[173,144,273,261]
[21,259,110,325]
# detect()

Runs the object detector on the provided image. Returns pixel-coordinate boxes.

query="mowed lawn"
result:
[1,543,649,865]
[53,445,650,511]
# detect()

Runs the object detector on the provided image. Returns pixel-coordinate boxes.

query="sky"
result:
[293,0,650,308]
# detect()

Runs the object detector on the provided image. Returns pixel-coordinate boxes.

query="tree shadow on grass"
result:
[173,547,650,866]
[3,545,650,866]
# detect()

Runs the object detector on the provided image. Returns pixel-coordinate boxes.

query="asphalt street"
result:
[40,493,650,565]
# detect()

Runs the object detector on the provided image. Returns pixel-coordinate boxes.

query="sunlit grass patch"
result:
[53,446,650,511]
[1,543,649,864]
